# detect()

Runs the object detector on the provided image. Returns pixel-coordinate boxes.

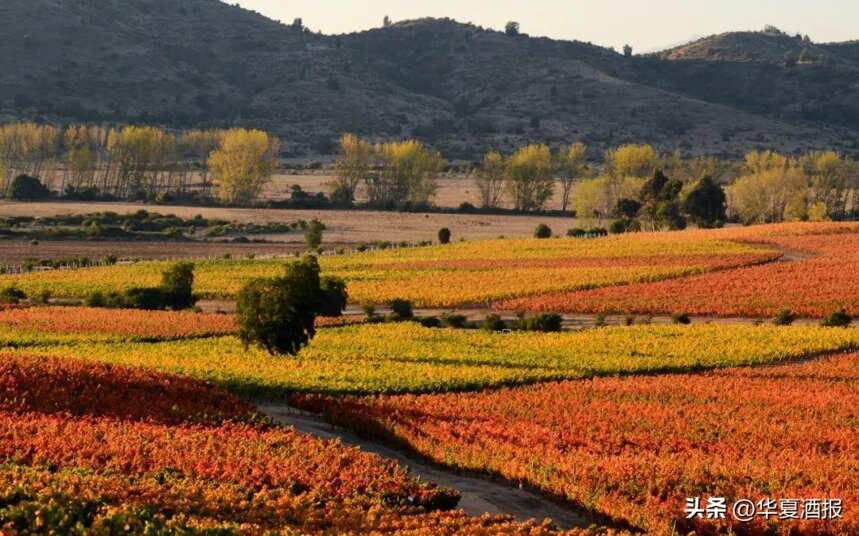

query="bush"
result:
[594,314,607,327]
[419,316,442,328]
[0,285,26,304]
[482,314,507,332]
[361,304,377,318]
[85,291,106,308]
[567,228,586,238]
[624,315,636,326]
[534,224,552,239]
[821,309,852,328]
[458,202,477,213]
[442,314,468,328]
[671,312,691,325]
[318,276,348,317]
[388,299,414,321]
[608,220,629,234]
[122,287,170,310]
[8,175,50,201]
[524,313,563,332]
[236,256,325,356]
[438,227,452,244]
[160,262,196,310]
[773,309,798,326]
[303,219,325,250]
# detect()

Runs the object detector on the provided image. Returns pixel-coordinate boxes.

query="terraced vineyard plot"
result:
[293,353,859,535]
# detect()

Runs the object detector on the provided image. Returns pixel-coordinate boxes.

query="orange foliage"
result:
[500,229,859,318]
[0,355,588,534]
[0,306,235,338]
[293,354,859,535]
[0,307,359,338]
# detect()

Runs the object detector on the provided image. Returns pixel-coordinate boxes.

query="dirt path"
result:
[258,403,596,530]
[199,301,829,327]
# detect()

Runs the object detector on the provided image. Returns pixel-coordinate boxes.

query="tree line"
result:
[334,134,859,225]
[4,122,858,225]
[0,123,279,205]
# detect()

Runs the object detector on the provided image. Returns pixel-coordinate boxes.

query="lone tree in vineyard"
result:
[236,256,346,356]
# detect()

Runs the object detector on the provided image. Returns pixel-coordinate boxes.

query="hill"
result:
[1,0,858,158]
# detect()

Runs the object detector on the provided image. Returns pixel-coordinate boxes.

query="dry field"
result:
[262,173,574,211]
[0,200,577,262]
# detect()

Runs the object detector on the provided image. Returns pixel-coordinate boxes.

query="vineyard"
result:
[0,355,575,535]
[500,223,859,317]
[3,322,859,395]
[0,234,778,307]
[0,222,857,534]
[292,353,859,535]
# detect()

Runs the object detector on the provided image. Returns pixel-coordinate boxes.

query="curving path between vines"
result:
[258,403,601,531]
[251,241,824,531]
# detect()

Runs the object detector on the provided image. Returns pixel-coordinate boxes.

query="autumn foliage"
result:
[501,224,859,318]
[293,353,859,535]
[0,355,591,534]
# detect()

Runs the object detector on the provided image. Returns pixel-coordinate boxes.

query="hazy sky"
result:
[236,0,858,52]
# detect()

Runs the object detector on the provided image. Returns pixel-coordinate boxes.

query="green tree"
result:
[9,174,50,200]
[303,219,326,250]
[639,170,685,230]
[505,21,520,36]
[438,227,452,244]
[534,223,552,239]
[236,256,324,356]
[319,276,348,317]
[614,198,642,219]
[160,262,196,310]
[683,176,726,228]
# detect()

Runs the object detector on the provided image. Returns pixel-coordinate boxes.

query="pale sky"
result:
[236,0,858,52]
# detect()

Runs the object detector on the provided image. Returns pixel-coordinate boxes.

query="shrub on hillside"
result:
[302,219,325,250]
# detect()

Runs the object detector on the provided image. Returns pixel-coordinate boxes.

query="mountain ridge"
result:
[1,0,857,158]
